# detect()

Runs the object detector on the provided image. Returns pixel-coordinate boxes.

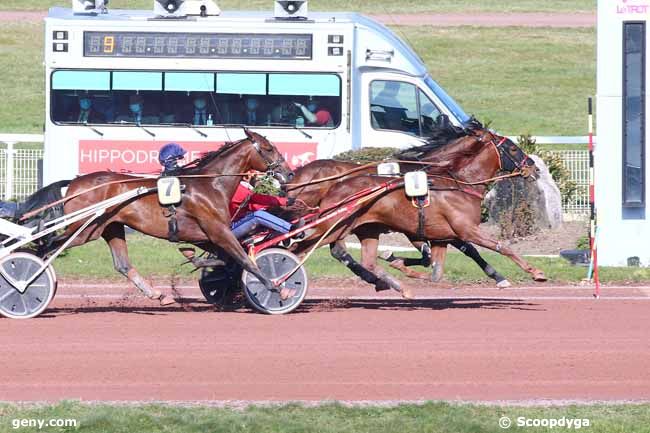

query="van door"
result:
[359,72,456,150]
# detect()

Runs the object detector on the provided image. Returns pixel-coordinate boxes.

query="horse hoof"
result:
[159,295,177,306]
[532,270,547,282]
[375,269,401,291]
[179,247,196,259]
[400,286,415,300]
[496,279,511,289]
[430,262,443,282]
[279,287,297,300]
[409,271,430,280]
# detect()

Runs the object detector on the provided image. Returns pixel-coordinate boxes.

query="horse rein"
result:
[20,136,286,221]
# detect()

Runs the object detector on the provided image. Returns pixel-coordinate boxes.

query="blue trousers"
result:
[231,210,292,239]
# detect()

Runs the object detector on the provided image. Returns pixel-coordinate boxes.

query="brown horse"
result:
[286,124,509,288]
[52,130,294,304]
[291,127,545,296]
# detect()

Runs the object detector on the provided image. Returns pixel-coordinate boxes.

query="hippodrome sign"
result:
[78,140,317,172]
[43,1,472,185]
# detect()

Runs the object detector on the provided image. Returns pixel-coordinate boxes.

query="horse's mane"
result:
[176,137,248,175]
[393,118,487,173]
[12,179,71,226]
[393,118,484,160]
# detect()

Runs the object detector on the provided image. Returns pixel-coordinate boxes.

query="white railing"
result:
[547,149,590,216]
[0,133,591,215]
[0,135,45,201]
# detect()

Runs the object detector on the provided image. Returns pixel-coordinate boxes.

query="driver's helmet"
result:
[158,142,187,169]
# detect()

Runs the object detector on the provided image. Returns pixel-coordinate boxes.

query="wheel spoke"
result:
[0,288,15,304]
[19,293,29,315]
[260,290,272,307]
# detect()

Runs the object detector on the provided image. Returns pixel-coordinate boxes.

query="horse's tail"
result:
[15,179,71,225]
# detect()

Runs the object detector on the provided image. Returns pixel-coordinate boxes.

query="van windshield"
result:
[424,76,470,125]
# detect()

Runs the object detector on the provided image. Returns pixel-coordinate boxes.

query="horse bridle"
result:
[475,131,533,172]
[248,135,288,181]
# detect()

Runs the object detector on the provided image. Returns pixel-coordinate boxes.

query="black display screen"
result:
[83,31,312,59]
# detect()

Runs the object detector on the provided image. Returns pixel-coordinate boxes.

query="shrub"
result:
[498,199,537,239]
[333,147,398,163]
[252,174,281,195]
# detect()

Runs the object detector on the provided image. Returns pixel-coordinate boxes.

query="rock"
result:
[484,154,563,232]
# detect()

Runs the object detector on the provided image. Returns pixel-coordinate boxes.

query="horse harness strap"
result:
[163,204,179,243]
[231,194,252,222]
[411,193,430,241]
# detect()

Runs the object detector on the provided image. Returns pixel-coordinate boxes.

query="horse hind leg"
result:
[330,242,391,289]
[102,223,176,305]
[380,240,431,280]
[330,241,412,299]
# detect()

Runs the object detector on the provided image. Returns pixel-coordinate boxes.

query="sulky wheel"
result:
[199,254,243,305]
[242,248,308,315]
[0,252,57,319]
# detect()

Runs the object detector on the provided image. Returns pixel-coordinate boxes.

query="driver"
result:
[156,143,301,240]
[230,172,302,239]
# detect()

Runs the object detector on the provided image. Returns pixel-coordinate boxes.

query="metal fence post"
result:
[5,142,15,201]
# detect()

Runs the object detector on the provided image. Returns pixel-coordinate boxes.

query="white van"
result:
[43,0,472,183]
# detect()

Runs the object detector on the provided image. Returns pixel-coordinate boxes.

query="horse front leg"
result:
[102,223,176,305]
[456,227,547,282]
[449,239,511,288]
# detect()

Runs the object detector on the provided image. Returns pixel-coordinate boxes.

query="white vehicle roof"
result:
[46,7,428,76]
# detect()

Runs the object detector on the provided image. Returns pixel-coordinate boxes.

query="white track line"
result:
[2,399,648,408]
[53,294,650,301]
[58,283,650,290]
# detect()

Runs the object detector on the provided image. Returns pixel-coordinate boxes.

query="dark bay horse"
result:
[291,128,545,297]
[286,125,508,287]
[52,130,294,304]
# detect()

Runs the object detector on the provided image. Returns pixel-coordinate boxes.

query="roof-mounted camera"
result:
[274,0,308,20]
[153,0,221,17]
[72,0,109,14]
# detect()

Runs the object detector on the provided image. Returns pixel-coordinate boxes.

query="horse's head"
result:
[476,130,538,179]
[242,129,294,184]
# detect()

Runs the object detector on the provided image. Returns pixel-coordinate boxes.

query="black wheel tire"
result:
[198,255,243,306]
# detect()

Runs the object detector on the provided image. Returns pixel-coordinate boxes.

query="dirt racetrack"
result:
[2,281,650,403]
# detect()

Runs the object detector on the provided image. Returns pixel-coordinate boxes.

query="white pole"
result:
[5,141,15,201]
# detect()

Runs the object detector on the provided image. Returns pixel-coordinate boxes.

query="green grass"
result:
[0,22,44,134]
[52,234,650,284]
[0,23,594,136]
[403,26,596,135]
[0,0,596,13]
[1,401,649,433]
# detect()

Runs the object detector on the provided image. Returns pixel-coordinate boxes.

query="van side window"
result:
[370,81,419,135]
[50,70,341,128]
[419,90,442,136]
[370,80,443,137]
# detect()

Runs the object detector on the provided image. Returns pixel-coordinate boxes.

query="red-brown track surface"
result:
[1,281,649,403]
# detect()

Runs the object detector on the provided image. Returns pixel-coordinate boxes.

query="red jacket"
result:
[230,182,288,220]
